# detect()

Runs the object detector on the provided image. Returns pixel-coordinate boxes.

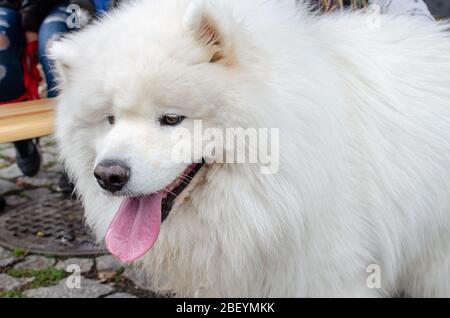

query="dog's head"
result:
[51,0,278,263]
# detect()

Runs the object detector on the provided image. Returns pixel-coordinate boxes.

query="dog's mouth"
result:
[105,161,204,263]
[161,161,204,223]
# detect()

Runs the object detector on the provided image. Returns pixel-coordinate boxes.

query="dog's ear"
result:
[48,40,77,86]
[183,0,235,65]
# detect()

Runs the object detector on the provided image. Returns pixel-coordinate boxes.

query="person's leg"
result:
[93,0,112,16]
[0,7,41,177]
[13,138,41,176]
[39,3,70,98]
[0,7,25,102]
[39,2,76,196]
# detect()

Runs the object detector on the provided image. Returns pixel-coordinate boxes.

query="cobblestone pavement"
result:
[0,137,159,298]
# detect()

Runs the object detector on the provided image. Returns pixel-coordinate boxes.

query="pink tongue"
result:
[105,192,164,263]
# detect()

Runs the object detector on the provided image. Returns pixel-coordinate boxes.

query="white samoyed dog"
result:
[52,0,450,297]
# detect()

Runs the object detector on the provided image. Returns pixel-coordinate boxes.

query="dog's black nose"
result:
[94,161,130,193]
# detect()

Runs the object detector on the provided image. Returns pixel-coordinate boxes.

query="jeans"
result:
[39,2,70,98]
[0,7,25,102]
[94,0,112,15]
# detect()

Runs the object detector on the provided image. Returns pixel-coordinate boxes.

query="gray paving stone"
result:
[96,255,124,272]
[0,178,14,191]
[42,172,61,185]
[0,158,10,168]
[42,151,57,162]
[23,277,115,298]
[55,258,94,274]
[0,246,12,256]
[14,255,56,271]
[44,165,62,174]
[0,274,34,291]
[0,144,11,150]
[0,257,17,268]
[42,153,61,173]
[123,267,155,291]
[105,292,137,298]
[0,147,16,161]
[40,136,57,148]
[24,188,59,202]
[0,247,18,268]
[4,194,29,206]
[0,256,17,268]
[17,175,55,188]
[0,164,22,180]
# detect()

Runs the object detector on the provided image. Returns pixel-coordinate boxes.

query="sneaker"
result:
[14,139,41,177]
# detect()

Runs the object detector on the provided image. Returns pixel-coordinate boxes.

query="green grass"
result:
[0,290,24,298]
[7,268,69,289]
[12,248,28,258]
[114,267,125,283]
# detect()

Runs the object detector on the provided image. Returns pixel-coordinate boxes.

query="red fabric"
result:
[0,41,41,106]
[21,40,42,101]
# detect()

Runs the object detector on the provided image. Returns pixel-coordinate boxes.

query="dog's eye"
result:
[160,114,185,126]
[107,115,115,125]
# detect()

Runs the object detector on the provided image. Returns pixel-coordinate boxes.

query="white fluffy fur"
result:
[52,0,450,297]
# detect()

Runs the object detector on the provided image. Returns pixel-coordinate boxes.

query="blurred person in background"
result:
[0,0,93,179]
[40,1,124,99]
[0,0,55,212]
[0,0,120,210]
[0,0,53,179]
[37,0,123,195]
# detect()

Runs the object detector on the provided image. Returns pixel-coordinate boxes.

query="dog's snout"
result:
[94,161,130,193]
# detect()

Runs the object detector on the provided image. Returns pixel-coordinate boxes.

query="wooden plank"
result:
[0,99,56,144]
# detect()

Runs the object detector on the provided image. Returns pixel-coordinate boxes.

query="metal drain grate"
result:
[0,196,105,256]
